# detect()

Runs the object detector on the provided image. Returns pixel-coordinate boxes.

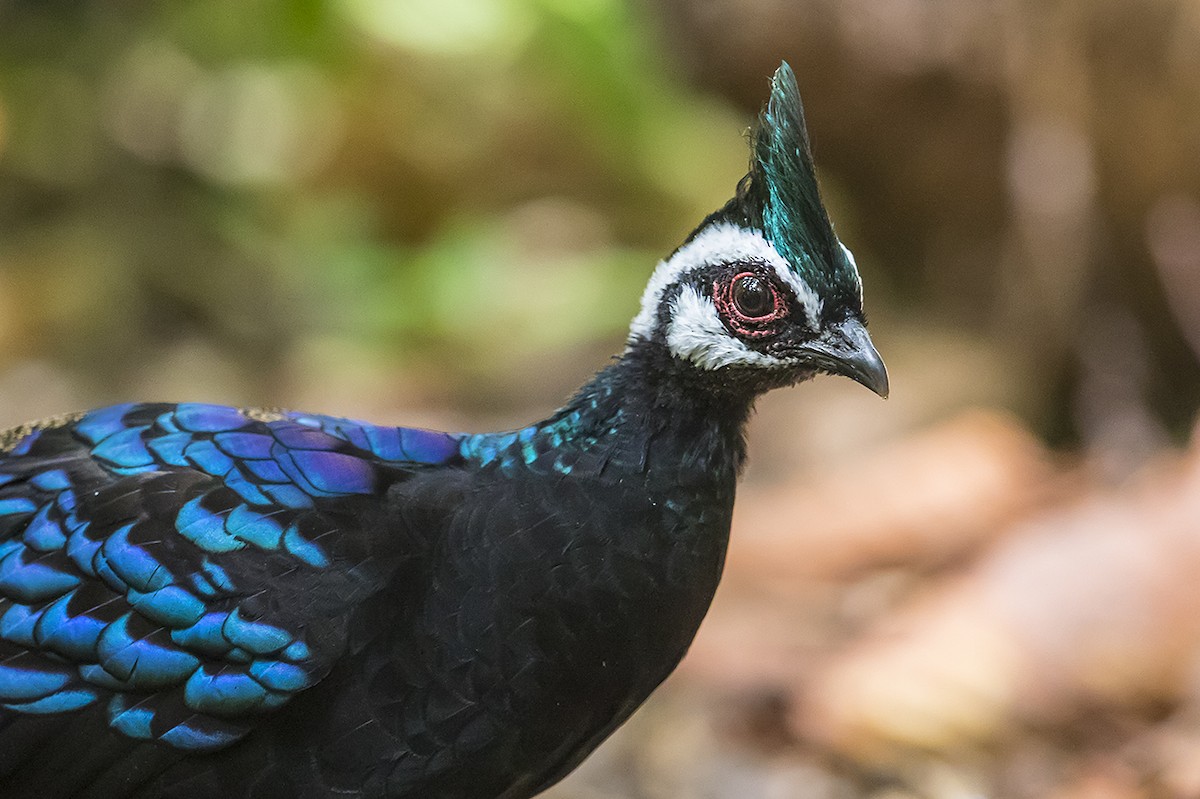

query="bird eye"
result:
[732,274,774,318]
[713,270,787,340]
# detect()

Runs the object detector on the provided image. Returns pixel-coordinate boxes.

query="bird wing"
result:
[0,402,462,754]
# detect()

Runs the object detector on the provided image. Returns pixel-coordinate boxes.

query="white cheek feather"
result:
[627,222,821,345]
[665,285,792,370]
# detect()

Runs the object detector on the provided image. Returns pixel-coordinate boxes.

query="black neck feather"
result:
[533,342,757,487]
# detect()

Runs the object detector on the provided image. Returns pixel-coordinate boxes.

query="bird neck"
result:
[462,343,756,487]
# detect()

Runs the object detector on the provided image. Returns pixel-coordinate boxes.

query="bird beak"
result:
[799,317,889,398]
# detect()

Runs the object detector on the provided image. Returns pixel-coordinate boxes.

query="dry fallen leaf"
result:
[728,409,1061,583]
[795,432,1200,765]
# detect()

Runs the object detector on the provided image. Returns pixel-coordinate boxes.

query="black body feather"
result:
[0,348,748,799]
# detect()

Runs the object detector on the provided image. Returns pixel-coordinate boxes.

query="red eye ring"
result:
[714,272,787,339]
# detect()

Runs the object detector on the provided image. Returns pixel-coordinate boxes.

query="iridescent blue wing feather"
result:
[0,402,461,755]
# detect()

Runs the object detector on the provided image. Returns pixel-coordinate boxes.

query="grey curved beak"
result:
[801,318,889,398]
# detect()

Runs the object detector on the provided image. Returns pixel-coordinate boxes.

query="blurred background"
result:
[2,0,1200,796]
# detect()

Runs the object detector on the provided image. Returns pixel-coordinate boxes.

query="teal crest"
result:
[715,62,860,306]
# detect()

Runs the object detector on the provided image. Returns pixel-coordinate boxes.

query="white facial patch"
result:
[627,222,822,345]
[665,285,793,370]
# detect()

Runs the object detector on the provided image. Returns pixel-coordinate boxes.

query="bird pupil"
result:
[733,276,771,317]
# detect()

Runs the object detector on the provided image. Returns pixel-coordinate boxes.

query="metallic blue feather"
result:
[0,400,464,754]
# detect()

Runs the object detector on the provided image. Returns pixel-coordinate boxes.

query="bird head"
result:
[626,62,888,399]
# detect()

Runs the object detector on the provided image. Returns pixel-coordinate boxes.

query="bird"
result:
[0,62,885,799]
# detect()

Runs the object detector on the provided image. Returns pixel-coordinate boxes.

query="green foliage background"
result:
[1,0,1197,446]
[0,0,748,418]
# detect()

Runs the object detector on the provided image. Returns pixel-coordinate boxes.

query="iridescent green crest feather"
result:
[715,62,859,305]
